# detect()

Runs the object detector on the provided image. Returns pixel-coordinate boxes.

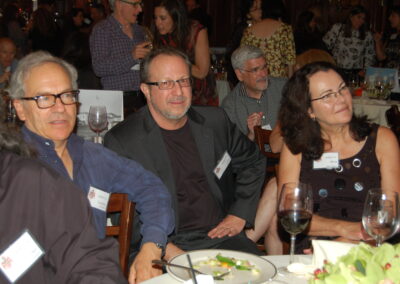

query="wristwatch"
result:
[155,243,166,259]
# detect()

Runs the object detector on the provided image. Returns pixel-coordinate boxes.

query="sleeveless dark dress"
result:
[296,124,381,252]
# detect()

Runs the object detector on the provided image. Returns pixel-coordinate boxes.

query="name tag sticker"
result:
[87,186,111,212]
[262,124,272,130]
[313,152,339,169]
[0,230,44,283]
[214,151,231,179]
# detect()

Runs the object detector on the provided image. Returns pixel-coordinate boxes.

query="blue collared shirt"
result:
[22,126,174,246]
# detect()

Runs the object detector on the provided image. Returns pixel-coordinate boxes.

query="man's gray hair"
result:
[140,46,192,83]
[231,45,265,70]
[8,51,78,100]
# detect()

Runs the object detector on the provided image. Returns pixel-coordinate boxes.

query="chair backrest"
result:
[295,49,336,71]
[386,105,400,142]
[106,193,135,278]
[254,126,280,174]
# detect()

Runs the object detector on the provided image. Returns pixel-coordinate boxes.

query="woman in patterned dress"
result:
[241,0,296,78]
[323,5,375,82]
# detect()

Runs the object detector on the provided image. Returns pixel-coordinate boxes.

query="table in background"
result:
[353,97,400,127]
[142,254,312,284]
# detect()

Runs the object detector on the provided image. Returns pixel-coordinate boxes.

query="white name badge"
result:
[213,151,231,179]
[313,152,339,169]
[87,186,111,212]
[0,230,44,283]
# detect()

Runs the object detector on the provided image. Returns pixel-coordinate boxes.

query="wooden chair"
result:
[106,193,135,278]
[295,49,336,71]
[254,125,280,176]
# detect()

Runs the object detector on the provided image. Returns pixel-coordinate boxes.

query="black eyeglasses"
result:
[310,84,350,104]
[240,64,268,74]
[145,77,192,90]
[119,0,144,8]
[20,90,79,109]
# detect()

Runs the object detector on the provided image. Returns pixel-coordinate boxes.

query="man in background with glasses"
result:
[90,0,151,116]
[222,45,286,142]
[105,47,265,260]
[10,51,174,283]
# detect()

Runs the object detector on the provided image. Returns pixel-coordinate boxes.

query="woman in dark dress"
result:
[278,62,399,251]
[152,0,216,106]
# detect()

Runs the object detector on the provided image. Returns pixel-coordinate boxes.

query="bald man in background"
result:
[0,37,18,89]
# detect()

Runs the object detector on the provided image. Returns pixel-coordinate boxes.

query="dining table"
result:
[142,254,312,284]
[352,96,400,127]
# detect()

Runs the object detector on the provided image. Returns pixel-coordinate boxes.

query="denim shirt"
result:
[22,126,174,246]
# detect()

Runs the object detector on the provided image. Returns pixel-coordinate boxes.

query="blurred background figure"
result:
[374,5,400,72]
[0,3,28,57]
[61,31,101,89]
[323,5,375,83]
[62,8,87,38]
[294,10,327,55]
[185,0,212,37]
[225,0,262,87]
[28,7,61,56]
[153,0,216,106]
[0,37,17,89]
[89,3,106,31]
[241,0,295,78]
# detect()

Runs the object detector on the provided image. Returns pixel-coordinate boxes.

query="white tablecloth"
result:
[353,97,400,127]
[142,254,312,284]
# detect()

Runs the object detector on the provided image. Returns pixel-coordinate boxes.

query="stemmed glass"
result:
[88,105,108,143]
[362,188,399,246]
[277,182,313,267]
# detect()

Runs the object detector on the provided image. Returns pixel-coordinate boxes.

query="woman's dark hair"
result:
[278,61,371,160]
[390,5,400,17]
[261,0,286,21]
[0,97,33,157]
[153,0,190,51]
[295,10,315,34]
[342,5,368,39]
[240,0,258,23]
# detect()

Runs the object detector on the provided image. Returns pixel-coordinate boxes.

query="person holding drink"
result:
[90,0,151,115]
[277,62,400,252]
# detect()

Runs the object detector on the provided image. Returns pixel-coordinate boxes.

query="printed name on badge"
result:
[213,151,231,179]
[313,152,339,169]
[87,186,111,212]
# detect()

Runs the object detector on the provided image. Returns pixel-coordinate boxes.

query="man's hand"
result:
[128,242,163,284]
[132,41,152,60]
[164,243,185,261]
[208,215,246,239]
[247,112,263,141]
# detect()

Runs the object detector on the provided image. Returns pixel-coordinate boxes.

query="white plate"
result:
[167,249,277,283]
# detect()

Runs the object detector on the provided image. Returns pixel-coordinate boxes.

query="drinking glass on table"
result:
[88,105,108,143]
[277,182,313,268]
[362,188,399,246]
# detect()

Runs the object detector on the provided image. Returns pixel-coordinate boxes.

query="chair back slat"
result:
[106,193,135,278]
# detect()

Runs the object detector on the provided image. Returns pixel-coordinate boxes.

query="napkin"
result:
[312,240,356,269]
[183,275,214,284]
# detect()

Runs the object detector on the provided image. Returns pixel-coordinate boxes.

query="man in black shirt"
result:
[105,47,266,259]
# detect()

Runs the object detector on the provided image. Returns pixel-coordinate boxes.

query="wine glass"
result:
[362,188,399,246]
[88,105,108,143]
[277,182,313,267]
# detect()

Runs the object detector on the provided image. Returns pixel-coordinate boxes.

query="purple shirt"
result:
[90,15,146,91]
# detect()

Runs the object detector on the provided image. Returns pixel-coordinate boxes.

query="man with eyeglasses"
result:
[105,47,265,260]
[222,45,286,141]
[90,0,150,116]
[10,51,174,284]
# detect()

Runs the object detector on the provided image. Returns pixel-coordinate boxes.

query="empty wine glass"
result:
[277,182,313,269]
[88,105,108,143]
[362,188,399,246]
